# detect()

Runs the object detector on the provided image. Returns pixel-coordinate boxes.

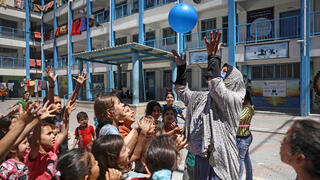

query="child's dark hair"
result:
[92,135,124,180]
[94,93,118,137]
[288,120,320,177]
[77,112,89,122]
[165,91,175,100]
[56,148,93,180]
[145,100,161,116]
[244,89,253,105]
[162,107,177,119]
[0,116,13,140]
[145,135,178,174]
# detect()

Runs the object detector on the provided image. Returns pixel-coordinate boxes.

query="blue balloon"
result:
[168,3,198,33]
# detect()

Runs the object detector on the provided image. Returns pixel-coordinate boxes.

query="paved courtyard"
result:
[0,99,319,180]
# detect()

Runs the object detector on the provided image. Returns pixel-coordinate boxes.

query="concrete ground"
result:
[1,99,319,180]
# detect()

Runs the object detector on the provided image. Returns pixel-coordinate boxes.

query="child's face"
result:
[122,106,135,128]
[78,118,88,127]
[164,110,175,126]
[117,144,130,170]
[54,96,62,114]
[166,94,174,106]
[89,152,100,180]
[151,106,161,121]
[40,125,55,149]
[110,98,125,121]
[52,127,59,137]
[17,137,30,158]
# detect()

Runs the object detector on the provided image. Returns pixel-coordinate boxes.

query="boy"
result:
[26,100,74,179]
[72,112,95,150]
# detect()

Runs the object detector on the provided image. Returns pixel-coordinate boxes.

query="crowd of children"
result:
[0,30,319,180]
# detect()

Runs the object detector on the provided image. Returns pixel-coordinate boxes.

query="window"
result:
[263,65,274,79]
[92,74,104,83]
[163,70,172,88]
[251,63,300,80]
[132,0,138,13]
[114,72,127,88]
[201,68,208,88]
[163,27,176,45]
[184,31,192,42]
[252,66,263,79]
[115,36,127,46]
[279,10,300,39]
[115,1,128,18]
[222,16,228,44]
[132,34,138,43]
[201,18,216,39]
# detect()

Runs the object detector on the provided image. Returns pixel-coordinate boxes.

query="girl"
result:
[131,135,179,180]
[56,148,100,180]
[162,92,185,123]
[161,107,182,137]
[145,101,162,132]
[92,135,129,180]
[236,90,255,180]
[0,137,29,179]
[280,120,320,180]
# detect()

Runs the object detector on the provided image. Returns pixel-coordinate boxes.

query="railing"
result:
[0,56,26,68]
[144,36,177,51]
[115,2,135,19]
[311,11,320,36]
[94,11,109,25]
[144,0,176,10]
[0,26,26,40]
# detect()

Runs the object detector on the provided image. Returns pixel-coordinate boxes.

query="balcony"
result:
[0,56,26,68]
[114,0,176,19]
[0,26,25,40]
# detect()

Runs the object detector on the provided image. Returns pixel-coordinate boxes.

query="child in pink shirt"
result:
[25,100,74,180]
[0,137,30,179]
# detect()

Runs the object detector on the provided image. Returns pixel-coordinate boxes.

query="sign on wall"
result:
[245,42,289,60]
[263,80,286,97]
[189,51,208,64]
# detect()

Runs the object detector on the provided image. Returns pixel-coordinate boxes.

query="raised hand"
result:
[35,101,57,120]
[137,116,153,136]
[172,50,186,66]
[45,66,57,83]
[18,102,38,124]
[174,134,188,151]
[204,30,223,56]
[105,168,122,180]
[64,100,76,119]
[73,70,88,85]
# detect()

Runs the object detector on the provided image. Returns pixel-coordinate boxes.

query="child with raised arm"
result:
[72,111,96,150]
[25,100,75,179]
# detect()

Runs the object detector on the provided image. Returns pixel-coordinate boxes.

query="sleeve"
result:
[174,85,193,106]
[75,128,79,137]
[206,55,221,79]
[89,126,95,136]
[16,100,21,105]
[0,162,10,179]
[173,64,187,85]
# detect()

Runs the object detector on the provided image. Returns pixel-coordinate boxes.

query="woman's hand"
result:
[204,30,223,56]
[172,50,186,66]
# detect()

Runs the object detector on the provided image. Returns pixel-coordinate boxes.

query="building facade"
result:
[1,0,319,114]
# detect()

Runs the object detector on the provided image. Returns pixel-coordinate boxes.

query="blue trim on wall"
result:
[53,0,59,95]
[41,0,46,97]
[86,0,92,100]
[300,0,310,116]
[25,0,30,80]
[228,0,236,66]
[68,0,73,98]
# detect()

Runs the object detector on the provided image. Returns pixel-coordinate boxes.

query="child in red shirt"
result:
[25,100,74,180]
[72,112,96,150]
